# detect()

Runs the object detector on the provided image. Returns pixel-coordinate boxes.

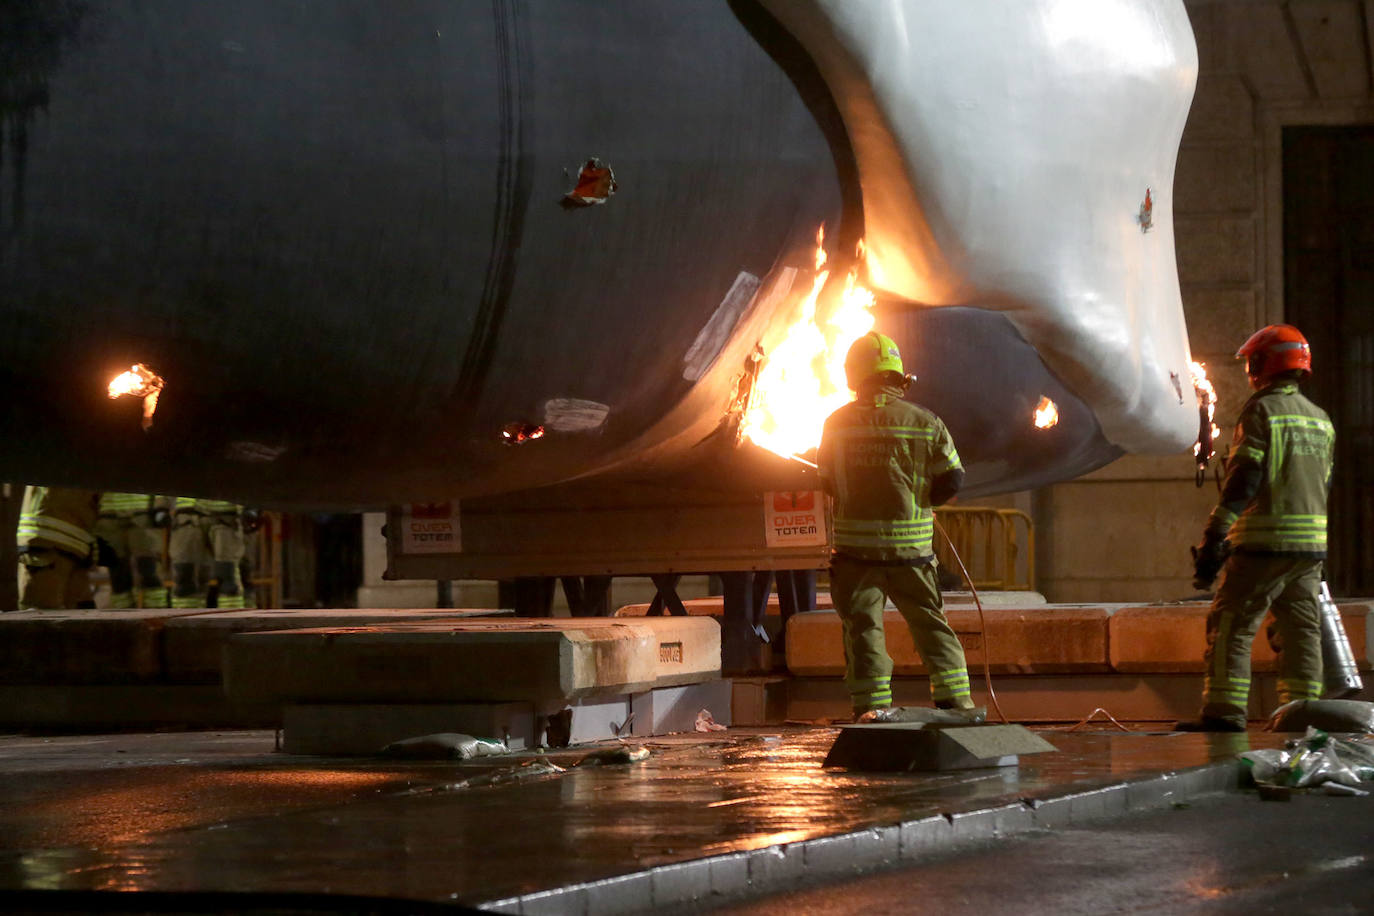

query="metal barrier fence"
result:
[933,507,1035,591]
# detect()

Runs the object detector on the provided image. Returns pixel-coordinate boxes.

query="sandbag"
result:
[1267,699,1374,734]
[380,732,507,759]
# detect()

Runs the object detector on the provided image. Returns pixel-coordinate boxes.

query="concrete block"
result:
[823,723,1056,771]
[850,825,900,871]
[615,594,833,617]
[1109,604,1211,673]
[802,833,857,877]
[224,616,720,706]
[1175,143,1256,212]
[785,607,1110,676]
[630,679,731,735]
[1341,603,1372,668]
[730,677,787,726]
[1183,288,1257,357]
[747,842,803,889]
[707,852,749,898]
[519,886,587,916]
[584,871,652,915]
[898,814,953,860]
[163,608,511,682]
[1175,216,1256,285]
[947,802,1035,841]
[1103,604,1374,674]
[0,609,214,684]
[650,860,710,908]
[559,696,633,746]
[1067,784,1130,823]
[280,702,534,755]
[1182,75,1253,140]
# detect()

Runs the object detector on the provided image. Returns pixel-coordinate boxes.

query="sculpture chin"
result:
[758,0,1201,455]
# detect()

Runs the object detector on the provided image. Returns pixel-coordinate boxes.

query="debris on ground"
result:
[380,733,508,760]
[409,759,568,794]
[575,745,651,766]
[695,709,727,732]
[1240,727,1374,796]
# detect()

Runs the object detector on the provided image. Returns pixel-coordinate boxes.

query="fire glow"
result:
[741,227,876,459]
[1033,396,1059,429]
[1190,360,1220,459]
[107,363,164,431]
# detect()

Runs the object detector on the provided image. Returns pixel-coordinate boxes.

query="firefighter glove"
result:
[1191,533,1228,591]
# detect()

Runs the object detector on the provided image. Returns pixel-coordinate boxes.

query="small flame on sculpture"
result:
[1189,360,1221,459]
[501,421,545,445]
[1033,396,1059,429]
[741,226,876,459]
[107,363,165,431]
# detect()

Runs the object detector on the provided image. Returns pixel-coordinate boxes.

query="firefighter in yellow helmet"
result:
[169,497,248,609]
[16,486,102,610]
[817,332,975,721]
[1181,324,1334,732]
[92,493,170,609]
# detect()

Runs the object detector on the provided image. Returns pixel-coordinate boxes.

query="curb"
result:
[479,760,1244,914]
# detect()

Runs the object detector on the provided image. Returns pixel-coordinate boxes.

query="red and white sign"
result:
[764,490,826,548]
[402,501,461,554]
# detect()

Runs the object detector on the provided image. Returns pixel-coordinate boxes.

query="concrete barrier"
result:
[163,608,509,682]
[785,607,1111,676]
[1108,602,1373,673]
[224,616,722,706]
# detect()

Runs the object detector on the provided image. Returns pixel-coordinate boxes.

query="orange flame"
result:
[107,363,165,431]
[742,227,876,458]
[1033,396,1059,429]
[1189,360,1221,458]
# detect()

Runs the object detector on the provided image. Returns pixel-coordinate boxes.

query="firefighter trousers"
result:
[92,513,167,608]
[17,547,94,610]
[169,514,245,609]
[1202,552,1323,725]
[829,554,973,713]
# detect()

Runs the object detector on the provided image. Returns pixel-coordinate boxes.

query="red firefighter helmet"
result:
[1235,324,1311,387]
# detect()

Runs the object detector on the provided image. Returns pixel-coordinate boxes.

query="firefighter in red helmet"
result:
[1181,325,1334,731]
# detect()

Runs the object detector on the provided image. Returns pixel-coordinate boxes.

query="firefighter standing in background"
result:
[170,497,247,609]
[92,492,170,609]
[1184,325,1334,732]
[817,332,975,721]
[16,486,102,610]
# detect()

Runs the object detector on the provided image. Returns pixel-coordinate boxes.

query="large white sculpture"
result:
[759,0,1200,455]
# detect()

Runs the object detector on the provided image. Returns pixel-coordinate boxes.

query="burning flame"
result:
[1190,360,1221,459]
[1033,396,1059,429]
[107,363,165,431]
[741,226,876,458]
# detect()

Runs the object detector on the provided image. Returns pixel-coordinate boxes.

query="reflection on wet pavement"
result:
[0,727,1282,905]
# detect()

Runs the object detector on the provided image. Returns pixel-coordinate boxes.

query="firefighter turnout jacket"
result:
[817,384,962,561]
[1204,382,1334,555]
[18,487,101,561]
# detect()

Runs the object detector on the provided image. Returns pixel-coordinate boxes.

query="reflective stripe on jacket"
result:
[18,486,101,556]
[100,492,155,515]
[174,497,241,515]
[1207,382,1334,554]
[818,384,961,561]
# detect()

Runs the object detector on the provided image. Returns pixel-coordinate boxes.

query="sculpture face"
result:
[759,0,1200,455]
